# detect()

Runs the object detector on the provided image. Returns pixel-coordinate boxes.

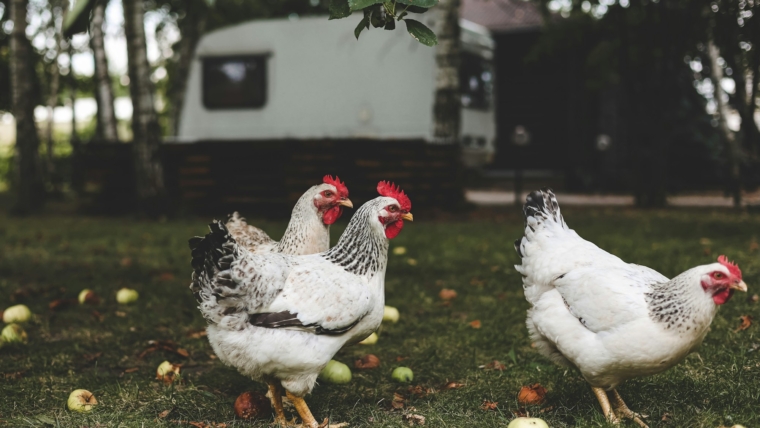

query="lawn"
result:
[0,207,758,427]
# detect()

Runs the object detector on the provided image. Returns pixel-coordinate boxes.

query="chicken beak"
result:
[730,280,748,293]
[338,198,353,209]
[401,212,413,222]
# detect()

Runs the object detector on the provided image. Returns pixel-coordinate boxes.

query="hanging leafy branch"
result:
[328,0,438,46]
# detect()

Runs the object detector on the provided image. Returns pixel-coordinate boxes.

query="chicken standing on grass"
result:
[189,181,413,428]
[226,175,352,255]
[514,188,748,427]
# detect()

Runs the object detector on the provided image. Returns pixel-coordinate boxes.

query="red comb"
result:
[718,255,742,279]
[377,181,411,212]
[323,175,348,197]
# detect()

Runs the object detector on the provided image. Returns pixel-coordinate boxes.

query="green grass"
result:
[0,208,758,427]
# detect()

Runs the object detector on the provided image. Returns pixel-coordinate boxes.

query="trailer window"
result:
[460,53,493,110]
[203,56,267,109]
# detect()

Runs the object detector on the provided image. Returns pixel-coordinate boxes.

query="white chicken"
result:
[189,181,413,428]
[226,175,352,255]
[514,189,747,427]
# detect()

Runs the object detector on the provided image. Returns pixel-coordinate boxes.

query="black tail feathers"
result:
[189,220,238,301]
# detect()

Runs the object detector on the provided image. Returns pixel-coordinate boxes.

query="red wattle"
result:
[323,206,343,225]
[384,220,404,239]
[712,288,734,305]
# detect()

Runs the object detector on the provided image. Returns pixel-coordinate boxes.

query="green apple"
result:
[3,304,32,323]
[1,324,28,344]
[382,306,400,323]
[78,289,100,305]
[156,361,181,384]
[318,360,352,384]
[116,288,139,304]
[67,389,97,412]
[391,367,414,383]
[358,332,378,345]
[507,417,549,428]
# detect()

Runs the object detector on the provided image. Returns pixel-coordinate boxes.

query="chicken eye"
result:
[714,272,724,279]
[324,191,332,197]
[388,205,398,212]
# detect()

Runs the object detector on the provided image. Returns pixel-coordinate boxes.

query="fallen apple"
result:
[355,354,381,369]
[78,289,100,305]
[2,304,31,323]
[116,288,139,304]
[358,332,378,345]
[234,391,272,419]
[517,383,547,405]
[318,360,352,384]
[507,417,549,428]
[1,324,28,344]
[393,246,407,255]
[383,306,400,323]
[67,389,97,412]
[156,361,181,384]
[391,367,414,383]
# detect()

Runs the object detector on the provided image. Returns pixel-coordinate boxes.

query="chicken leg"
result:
[267,382,289,426]
[609,389,648,428]
[284,392,348,428]
[591,387,620,425]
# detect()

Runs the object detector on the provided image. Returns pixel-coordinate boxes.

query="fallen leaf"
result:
[480,400,498,411]
[407,258,418,266]
[120,257,133,267]
[538,405,555,413]
[735,315,753,332]
[439,289,457,300]
[158,409,172,419]
[49,298,76,311]
[391,392,407,410]
[396,356,408,362]
[355,354,381,369]
[661,412,671,421]
[441,381,465,390]
[481,360,506,371]
[92,310,105,322]
[159,272,175,281]
[403,414,426,426]
[407,385,434,397]
[115,311,126,317]
[469,320,482,329]
[123,367,139,374]
[3,371,25,380]
[187,330,207,339]
[139,340,190,359]
[518,383,547,405]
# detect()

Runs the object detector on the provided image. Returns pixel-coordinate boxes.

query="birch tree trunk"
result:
[123,0,165,215]
[432,0,461,144]
[10,0,44,214]
[707,39,742,208]
[91,0,119,142]
[170,0,207,135]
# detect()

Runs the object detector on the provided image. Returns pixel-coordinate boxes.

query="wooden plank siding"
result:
[73,140,466,216]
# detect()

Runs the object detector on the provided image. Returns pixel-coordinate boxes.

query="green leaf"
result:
[403,19,437,46]
[384,19,396,30]
[371,12,386,28]
[354,16,370,39]
[328,0,353,19]
[396,0,438,8]
[348,0,383,11]
[403,5,431,14]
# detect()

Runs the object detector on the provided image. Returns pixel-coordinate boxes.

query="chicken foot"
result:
[609,389,648,428]
[284,391,349,428]
[267,382,289,426]
[591,387,620,425]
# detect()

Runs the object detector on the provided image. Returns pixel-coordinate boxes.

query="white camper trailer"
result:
[175,15,496,167]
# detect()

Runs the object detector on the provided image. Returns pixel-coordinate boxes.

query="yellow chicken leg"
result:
[609,389,648,428]
[267,382,288,426]
[591,387,620,425]
[286,391,319,428]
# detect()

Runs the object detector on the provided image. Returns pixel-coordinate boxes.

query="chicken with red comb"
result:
[226,176,352,256]
[514,188,748,427]
[189,186,413,427]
